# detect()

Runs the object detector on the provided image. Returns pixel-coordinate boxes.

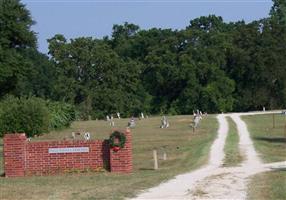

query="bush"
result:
[47,101,76,130]
[0,97,76,137]
[0,96,50,137]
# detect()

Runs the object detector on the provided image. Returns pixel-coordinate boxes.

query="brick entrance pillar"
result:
[3,133,27,177]
[110,129,132,173]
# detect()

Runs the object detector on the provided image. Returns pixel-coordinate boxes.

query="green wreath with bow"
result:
[109,131,126,150]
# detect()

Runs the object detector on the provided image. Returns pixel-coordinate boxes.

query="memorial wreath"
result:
[109,131,126,151]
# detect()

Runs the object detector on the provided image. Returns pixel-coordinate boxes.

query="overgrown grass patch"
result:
[0,115,217,200]
[223,117,242,166]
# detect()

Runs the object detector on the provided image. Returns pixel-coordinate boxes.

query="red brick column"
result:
[110,129,133,173]
[3,133,27,177]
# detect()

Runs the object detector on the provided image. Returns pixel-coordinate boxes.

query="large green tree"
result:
[48,35,146,118]
[1,0,285,117]
[0,0,55,98]
[270,0,286,25]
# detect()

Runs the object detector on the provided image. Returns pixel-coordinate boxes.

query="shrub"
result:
[0,96,50,137]
[47,101,75,130]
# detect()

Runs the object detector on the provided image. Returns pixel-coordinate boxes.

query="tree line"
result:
[0,0,285,120]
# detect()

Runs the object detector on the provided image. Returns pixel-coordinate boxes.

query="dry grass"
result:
[0,115,218,200]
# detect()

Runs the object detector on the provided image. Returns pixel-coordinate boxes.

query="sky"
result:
[21,0,274,54]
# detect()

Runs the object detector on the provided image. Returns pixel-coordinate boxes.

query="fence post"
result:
[153,149,158,170]
[163,151,167,161]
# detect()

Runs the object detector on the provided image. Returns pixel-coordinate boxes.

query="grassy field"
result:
[242,113,286,163]
[223,117,242,167]
[243,113,286,200]
[247,170,286,200]
[0,115,218,200]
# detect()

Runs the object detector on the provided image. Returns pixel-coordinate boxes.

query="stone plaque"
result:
[48,147,89,154]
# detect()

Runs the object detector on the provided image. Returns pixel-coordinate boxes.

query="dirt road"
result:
[130,111,285,200]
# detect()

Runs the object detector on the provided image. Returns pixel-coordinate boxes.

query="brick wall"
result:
[3,129,132,177]
[3,133,26,177]
[110,129,132,173]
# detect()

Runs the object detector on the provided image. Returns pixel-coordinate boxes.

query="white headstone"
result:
[110,120,115,127]
[194,115,200,128]
[84,132,90,140]
[160,116,169,128]
[128,117,136,128]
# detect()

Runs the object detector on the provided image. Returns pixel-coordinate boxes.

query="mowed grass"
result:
[242,113,286,163]
[0,115,218,200]
[243,113,286,200]
[223,117,243,167]
[247,171,286,200]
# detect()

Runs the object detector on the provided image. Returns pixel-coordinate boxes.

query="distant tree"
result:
[270,0,286,25]
[1,0,284,116]
[48,35,145,118]
[18,48,56,98]
[112,22,140,40]
[110,22,140,58]
[0,0,36,49]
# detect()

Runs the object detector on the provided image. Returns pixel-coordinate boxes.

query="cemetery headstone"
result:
[110,119,115,127]
[84,132,91,140]
[194,115,200,128]
[160,116,169,128]
[128,117,136,128]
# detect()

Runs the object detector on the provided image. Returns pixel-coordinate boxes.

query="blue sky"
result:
[22,0,273,53]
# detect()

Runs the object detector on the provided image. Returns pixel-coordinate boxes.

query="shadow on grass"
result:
[254,136,286,143]
[139,168,155,171]
[273,168,286,172]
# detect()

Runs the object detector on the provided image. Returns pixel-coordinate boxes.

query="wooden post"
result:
[284,115,286,149]
[284,115,286,138]
[163,152,167,160]
[284,122,286,138]
[153,150,158,170]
